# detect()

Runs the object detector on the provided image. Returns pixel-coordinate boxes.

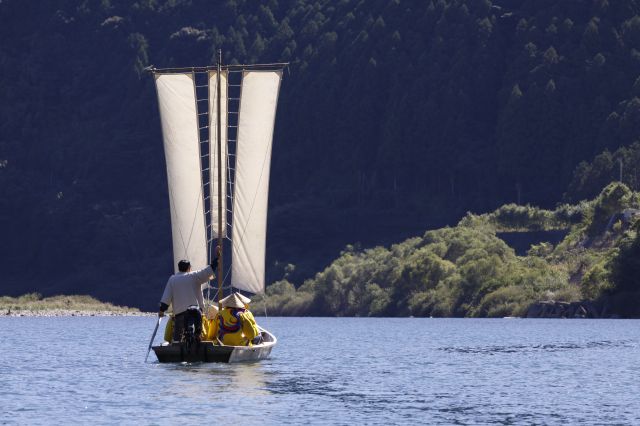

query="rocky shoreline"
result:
[3,309,154,317]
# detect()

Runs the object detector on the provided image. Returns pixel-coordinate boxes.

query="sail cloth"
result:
[208,71,228,239]
[155,73,208,272]
[231,70,283,294]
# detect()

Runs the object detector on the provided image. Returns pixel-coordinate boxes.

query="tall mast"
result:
[216,49,224,305]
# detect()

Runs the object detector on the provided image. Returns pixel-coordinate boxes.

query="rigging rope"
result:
[207,72,219,266]
[221,72,236,289]
[196,70,212,302]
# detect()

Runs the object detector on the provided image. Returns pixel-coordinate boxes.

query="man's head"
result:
[178,260,191,272]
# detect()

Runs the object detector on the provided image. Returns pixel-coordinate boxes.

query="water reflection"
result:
[163,361,270,397]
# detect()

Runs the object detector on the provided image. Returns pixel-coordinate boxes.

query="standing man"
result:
[159,247,220,342]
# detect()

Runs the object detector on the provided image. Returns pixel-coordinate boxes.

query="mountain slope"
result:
[1,0,640,308]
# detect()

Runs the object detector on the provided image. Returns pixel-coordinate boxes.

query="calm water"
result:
[1,317,639,425]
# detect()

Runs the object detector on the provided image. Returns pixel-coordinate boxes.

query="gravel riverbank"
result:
[0,294,152,317]
[3,309,154,317]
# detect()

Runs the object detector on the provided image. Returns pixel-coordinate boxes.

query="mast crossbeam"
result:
[149,63,288,74]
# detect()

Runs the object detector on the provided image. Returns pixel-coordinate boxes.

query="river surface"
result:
[1,317,639,425]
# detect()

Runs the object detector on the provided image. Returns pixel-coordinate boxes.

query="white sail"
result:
[208,71,228,238]
[231,70,283,294]
[155,73,208,272]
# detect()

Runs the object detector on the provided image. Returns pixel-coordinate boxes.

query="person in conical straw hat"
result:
[206,292,259,346]
[220,292,261,342]
[222,292,245,309]
[226,292,259,333]
[220,292,251,308]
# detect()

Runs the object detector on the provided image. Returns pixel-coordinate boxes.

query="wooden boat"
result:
[148,51,286,363]
[153,328,277,363]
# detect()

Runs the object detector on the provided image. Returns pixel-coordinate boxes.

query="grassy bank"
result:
[0,293,143,316]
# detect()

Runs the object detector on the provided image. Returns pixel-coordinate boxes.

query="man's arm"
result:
[210,245,221,272]
[192,264,215,283]
[158,302,169,317]
[158,280,172,317]
[192,251,221,283]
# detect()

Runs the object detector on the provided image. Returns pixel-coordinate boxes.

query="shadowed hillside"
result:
[2,0,640,309]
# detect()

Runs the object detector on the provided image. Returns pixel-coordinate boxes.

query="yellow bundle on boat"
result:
[201,315,210,339]
[206,308,259,345]
[163,316,173,342]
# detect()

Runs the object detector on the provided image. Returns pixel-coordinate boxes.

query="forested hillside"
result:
[1,0,640,309]
[255,183,640,317]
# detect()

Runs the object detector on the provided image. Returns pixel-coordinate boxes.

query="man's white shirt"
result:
[160,266,214,314]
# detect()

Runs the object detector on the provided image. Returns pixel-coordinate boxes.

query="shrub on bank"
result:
[586,182,634,237]
[458,203,578,232]
[259,184,640,317]
[262,225,578,317]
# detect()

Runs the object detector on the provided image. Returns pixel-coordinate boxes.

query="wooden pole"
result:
[145,317,163,363]
[217,49,224,306]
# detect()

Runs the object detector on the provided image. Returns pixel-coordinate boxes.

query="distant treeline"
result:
[2,0,640,309]
[254,182,640,317]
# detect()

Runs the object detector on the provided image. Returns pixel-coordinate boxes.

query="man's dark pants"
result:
[172,308,202,342]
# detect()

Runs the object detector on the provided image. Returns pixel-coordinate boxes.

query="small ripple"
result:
[266,375,339,396]
[439,339,634,355]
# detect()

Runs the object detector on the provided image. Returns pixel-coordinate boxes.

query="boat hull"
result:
[152,329,276,363]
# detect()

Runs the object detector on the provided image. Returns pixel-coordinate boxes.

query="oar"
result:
[145,317,163,363]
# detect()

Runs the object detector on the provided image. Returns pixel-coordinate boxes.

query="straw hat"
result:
[236,292,251,305]
[205,303,219,320]
[220,292,251,306]
[221,292,245,309]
